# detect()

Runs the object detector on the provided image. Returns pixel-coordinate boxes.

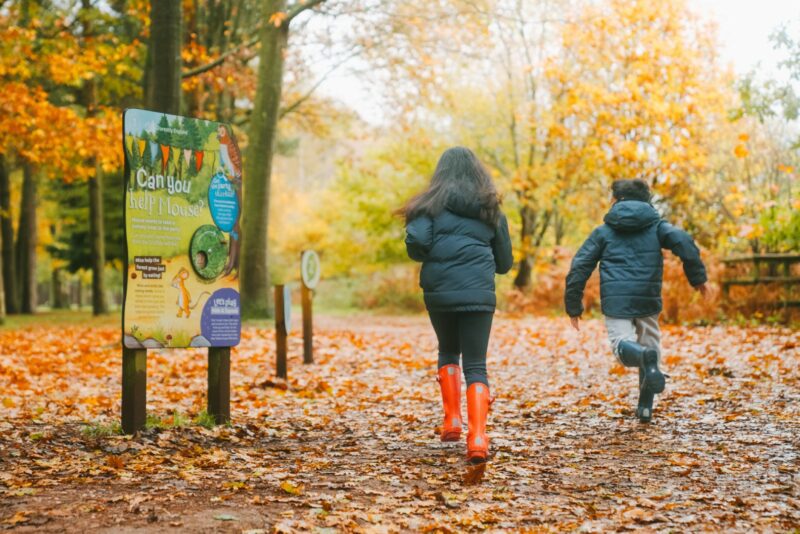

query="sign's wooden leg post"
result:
[302,284,313,364]
[207,347,231,425]
[275,285,288,379]
[122,347,147,434]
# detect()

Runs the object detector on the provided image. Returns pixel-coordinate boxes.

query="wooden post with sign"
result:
[301,285,313,364]
[300,250,320,365]
[275,284,290,379]
[121,347,147,434]
[207,347,231,424]
[121,109,243,434]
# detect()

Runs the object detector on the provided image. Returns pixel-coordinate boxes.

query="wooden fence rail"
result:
[721,253,800,308]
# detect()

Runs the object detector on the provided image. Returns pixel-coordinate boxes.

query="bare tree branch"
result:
[286,0,326,24]
[182,35,260,79]
[279,45,362,119]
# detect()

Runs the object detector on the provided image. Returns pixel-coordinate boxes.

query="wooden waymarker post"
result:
[300,250,320,365]
[301,285,313,364]
[275,284,291,379]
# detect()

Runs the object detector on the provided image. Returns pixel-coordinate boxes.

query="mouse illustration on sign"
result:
[171,268,211,318]
[216,124,242,279]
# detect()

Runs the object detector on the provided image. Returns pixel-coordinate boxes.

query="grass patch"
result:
[145,413,166,430]
[168,410,191,428]
[194,410,217,429]
[1,310,119,331]
[144,410,192,430]
[82,420,123,438]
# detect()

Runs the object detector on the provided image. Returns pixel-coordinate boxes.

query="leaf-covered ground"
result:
[0,315,798,532]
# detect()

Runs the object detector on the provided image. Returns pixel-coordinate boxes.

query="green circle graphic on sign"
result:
[190,224,228,280]
[301,250,321,289]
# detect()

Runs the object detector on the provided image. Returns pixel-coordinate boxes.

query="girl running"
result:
[400,146,513,463]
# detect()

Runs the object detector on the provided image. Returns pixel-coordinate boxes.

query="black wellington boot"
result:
[636,367,655,423]
[618,341,665,422]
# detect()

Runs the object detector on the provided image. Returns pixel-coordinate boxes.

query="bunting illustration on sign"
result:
[122,109,244,349]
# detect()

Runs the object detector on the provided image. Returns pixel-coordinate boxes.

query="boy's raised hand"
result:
[694,283,709,298]
[570,316,580,331]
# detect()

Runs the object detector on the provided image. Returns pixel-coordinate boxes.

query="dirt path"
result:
[1,315,798,532]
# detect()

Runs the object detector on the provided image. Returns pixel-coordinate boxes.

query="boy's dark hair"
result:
[611,179,651,203]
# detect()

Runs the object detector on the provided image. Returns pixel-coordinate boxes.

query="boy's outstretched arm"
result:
[564,228,605,325]
[657,222,708,288]
[405,216,434,262]
[492,213,514,274]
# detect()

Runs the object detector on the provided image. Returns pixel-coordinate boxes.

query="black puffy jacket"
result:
[564,200,707,318]
[405,202,513,312]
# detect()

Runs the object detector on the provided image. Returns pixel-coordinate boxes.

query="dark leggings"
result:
[428,311,494,387]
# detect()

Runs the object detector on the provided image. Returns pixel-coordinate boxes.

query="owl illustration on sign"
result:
[217,124,242,181]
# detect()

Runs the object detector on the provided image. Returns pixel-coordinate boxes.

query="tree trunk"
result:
[241,0,288,318]
[89,173,108,314]
[144,0,182,114]
[0,200,4,325]
[554,209,565,247]
[0,155,15,315]
[513,205,536,289]
[16,164,37,314]
[0,155,17,315]
[52,267,67,309]
[81,0,109,316]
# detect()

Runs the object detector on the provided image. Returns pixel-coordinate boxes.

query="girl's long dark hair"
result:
[398,146,500,226]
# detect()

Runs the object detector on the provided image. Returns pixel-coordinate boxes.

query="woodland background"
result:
[0,0,799,324]
[1,2,799,531]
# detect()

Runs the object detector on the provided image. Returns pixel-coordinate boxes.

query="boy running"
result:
[565,179,708,423]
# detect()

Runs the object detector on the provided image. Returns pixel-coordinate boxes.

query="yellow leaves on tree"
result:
[543,0,730,218]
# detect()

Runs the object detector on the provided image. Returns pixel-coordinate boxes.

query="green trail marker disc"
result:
[191,225,228,280]
[301,250,321,289]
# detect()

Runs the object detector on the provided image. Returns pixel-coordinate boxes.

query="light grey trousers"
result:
[604,314,662,364]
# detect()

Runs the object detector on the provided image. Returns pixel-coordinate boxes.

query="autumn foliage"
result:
[0,14,131,178]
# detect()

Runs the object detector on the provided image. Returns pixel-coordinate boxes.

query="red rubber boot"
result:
[437,364,462,442]
[466,383,491,463]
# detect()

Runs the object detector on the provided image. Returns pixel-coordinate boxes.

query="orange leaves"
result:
[269,11,288,27]
[1,315,800,530]
[106,455,125,469]
[0,81,121,179]
[0,9,135,179]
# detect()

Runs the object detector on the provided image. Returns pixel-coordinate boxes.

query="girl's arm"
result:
[405,216,434,261]
[492,213,514,274]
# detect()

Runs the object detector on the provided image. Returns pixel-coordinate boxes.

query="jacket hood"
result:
[445,195,483,219]
[604,200,660,232]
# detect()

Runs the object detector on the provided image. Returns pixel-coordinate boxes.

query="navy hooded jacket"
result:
[405,200,513,313]
[564,200,707,318]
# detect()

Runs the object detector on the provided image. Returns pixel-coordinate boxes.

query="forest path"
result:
[0,315,798,532]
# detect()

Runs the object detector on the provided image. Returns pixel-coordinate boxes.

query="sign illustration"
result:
[122,109,243,349]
